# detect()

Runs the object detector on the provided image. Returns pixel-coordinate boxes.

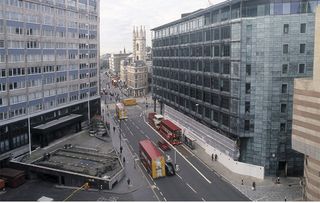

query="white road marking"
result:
[176,174,183,180]
[186,183,197,194]
[160,192,163,196]
[146,122,212,184]
[163,197,167,201]
[201,197,206,201]
[136,161,161,201]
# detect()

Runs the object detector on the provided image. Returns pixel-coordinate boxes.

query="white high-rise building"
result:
[0,0,100,164]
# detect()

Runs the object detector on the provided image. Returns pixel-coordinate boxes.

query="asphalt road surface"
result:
[101,72,249,201]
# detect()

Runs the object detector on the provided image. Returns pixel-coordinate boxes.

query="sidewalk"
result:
[105,114,157,200]
[190,143,303,201]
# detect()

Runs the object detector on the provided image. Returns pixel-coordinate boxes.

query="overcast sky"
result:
[100,0,224,55]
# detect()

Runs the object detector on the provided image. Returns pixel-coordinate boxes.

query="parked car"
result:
[157,140,170,151]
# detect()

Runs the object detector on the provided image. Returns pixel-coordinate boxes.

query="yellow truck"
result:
[122,98,137,106]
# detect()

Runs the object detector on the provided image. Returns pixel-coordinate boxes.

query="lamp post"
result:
[86,73,91,126]
[195,103,199,115]
[28,107,31,155]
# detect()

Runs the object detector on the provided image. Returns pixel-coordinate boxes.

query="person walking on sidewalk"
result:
[211,154,214,161]
[123,156,126,165]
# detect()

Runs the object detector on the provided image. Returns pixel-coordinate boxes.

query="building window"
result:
[283,24,289,34]
[246,64,251,76]
[299,64,305,74]
[282,64,288,74]
[280,123,286,132]
[281,103,287,113]
[283,44,288,54]
[245,83,251,94]
[300,44,305,54]
[300,23,306,33]
[281,84,288,94]
[245,101,250,113]
[244,120,250,131]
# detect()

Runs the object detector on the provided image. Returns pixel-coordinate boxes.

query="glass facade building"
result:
[152,0,318,176]
[0,0,100,163]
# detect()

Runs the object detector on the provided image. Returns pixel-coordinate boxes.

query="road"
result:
[101,71,248,201]
[115,106,248,201]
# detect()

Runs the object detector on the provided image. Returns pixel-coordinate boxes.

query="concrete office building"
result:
[0,0,100,165]
[292,6,320,201]
[152,0,319,176]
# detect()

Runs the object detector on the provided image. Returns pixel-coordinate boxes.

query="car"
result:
[157,140,170,151]
[165,161,175,176]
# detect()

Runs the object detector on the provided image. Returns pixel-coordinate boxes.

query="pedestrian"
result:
[113,126,116,132]
[123,156,126,164]
[211,153,214,161]
[241,179,244,185]
[252,181,256,191]
[120,146,123,154]
[214,154,218,161]
[284,197,287,202]
[127,178,131,186]
[277,177,280,184]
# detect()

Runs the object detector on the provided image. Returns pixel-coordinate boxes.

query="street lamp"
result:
[195,103,199,115]
[28,107,31,155]
[86,73,91,126]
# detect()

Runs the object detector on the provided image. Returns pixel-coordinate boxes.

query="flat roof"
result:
[162,119,181,132]
[34,114,82,130]
[154,115,164,119]
[139,139,162,160]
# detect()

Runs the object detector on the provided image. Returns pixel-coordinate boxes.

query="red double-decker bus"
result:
[158,119,182,146]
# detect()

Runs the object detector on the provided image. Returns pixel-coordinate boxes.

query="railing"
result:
[164,105,239,160]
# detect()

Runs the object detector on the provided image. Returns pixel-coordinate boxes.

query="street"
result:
[102,72,249,201]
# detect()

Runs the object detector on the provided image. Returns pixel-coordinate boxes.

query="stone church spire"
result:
[133,26,146,62]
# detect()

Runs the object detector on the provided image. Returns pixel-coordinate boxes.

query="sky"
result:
[100,0,224,55]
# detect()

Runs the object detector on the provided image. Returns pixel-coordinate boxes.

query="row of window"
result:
[153,1,319,39]
[0,64,97,78]
[153,44,231,58]
[283,44,307,54]
[153,26,230,47]
[3,0,98,19]
[0,53,98,63]
[2,25,98,40]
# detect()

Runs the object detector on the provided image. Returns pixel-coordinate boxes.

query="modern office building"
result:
[292,6,320,201]
[0,0,100,165]
[152,0,319,176]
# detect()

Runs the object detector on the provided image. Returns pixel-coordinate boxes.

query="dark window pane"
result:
[282,64,288,74]
[300,23,306,33]
[281,84,288,93]
[244,120,250,131]
[245,83,251,94]
[281,103,287,113]
[283,44,288,54]
[246,64,251,76]
[283,24,289,34]
[300,44,305,54]
[299,64,305,73]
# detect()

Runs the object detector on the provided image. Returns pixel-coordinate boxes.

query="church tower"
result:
[133,26,146,62]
